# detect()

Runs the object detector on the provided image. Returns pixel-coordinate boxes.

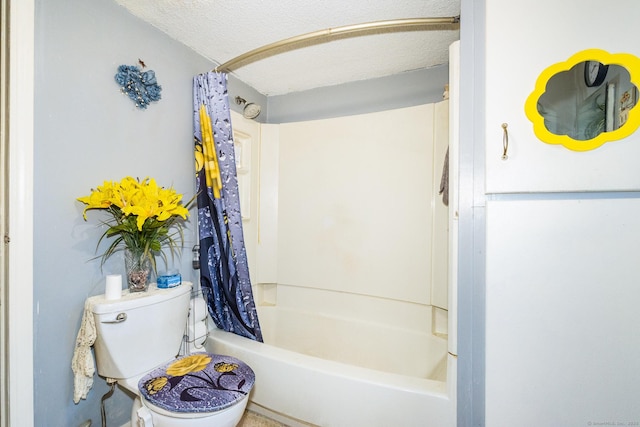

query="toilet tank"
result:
[90,282,193,380]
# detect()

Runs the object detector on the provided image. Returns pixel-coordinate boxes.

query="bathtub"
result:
[204,287,456,427]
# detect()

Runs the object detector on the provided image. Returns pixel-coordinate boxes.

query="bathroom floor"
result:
[238,410,289,427]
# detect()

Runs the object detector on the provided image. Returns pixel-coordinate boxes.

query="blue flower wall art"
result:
[115,64,162,109]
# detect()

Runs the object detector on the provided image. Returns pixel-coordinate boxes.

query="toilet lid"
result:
[138,353,255,414]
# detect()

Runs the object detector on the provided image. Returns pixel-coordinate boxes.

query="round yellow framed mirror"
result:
[525,49,640,151]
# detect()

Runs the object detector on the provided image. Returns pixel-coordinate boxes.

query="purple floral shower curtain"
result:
[193,72,262,342]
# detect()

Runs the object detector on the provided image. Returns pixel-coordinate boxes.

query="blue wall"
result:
[266,65,449,123]
[34,0,218,425]
[33,0,451,425]
[456,0,486,425]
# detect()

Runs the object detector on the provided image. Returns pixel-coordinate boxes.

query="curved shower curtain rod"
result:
[214,16,460,73]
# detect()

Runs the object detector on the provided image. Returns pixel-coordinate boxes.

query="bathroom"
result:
[9,0,640,426]
[23,0,459,426]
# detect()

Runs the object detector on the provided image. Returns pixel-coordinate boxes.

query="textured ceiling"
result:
[114,0,460,96]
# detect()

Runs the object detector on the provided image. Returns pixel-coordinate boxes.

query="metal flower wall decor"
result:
[115,64,162,109]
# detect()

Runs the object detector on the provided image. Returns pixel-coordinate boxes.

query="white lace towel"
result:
[71,299,96,403]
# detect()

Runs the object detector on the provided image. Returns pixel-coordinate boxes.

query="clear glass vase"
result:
[124,249,152,292]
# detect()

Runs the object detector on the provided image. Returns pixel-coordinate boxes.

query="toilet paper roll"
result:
[105,275,122,300]
[187,322,208,345]
[189,296,207,321]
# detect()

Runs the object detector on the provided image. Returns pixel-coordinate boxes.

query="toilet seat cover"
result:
[138,353,255,414]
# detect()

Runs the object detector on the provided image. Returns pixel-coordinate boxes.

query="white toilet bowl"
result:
[89,284,255,427]
[131,391,249,427]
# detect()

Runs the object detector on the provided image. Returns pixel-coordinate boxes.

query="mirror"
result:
[525,49,640,151]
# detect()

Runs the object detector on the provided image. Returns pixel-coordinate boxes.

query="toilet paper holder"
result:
[184,291,209,350]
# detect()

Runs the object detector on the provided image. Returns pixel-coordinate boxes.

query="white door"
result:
[485,0,640,193]
[1,1,34,426]
[485,198,640,426]
[0,2,6,421]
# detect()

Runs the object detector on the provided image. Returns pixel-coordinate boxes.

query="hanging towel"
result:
[439,147,449,207]
[71,299,97,403]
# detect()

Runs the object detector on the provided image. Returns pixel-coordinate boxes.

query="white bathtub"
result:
[204,289,456,427]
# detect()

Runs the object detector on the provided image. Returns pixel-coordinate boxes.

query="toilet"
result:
[90,282,255,427]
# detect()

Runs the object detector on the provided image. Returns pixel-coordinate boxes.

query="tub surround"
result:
[227,101,455,425]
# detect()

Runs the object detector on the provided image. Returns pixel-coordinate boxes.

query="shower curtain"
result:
[193,72,262,342]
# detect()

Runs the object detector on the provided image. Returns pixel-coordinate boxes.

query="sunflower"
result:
[214,362,238,373]
[144,377,168,395]
[166,354,212,376]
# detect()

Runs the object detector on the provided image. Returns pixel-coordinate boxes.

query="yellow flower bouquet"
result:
[78,176,193,291]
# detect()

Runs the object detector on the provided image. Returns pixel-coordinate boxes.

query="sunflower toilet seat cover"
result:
[138,353,255,413]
